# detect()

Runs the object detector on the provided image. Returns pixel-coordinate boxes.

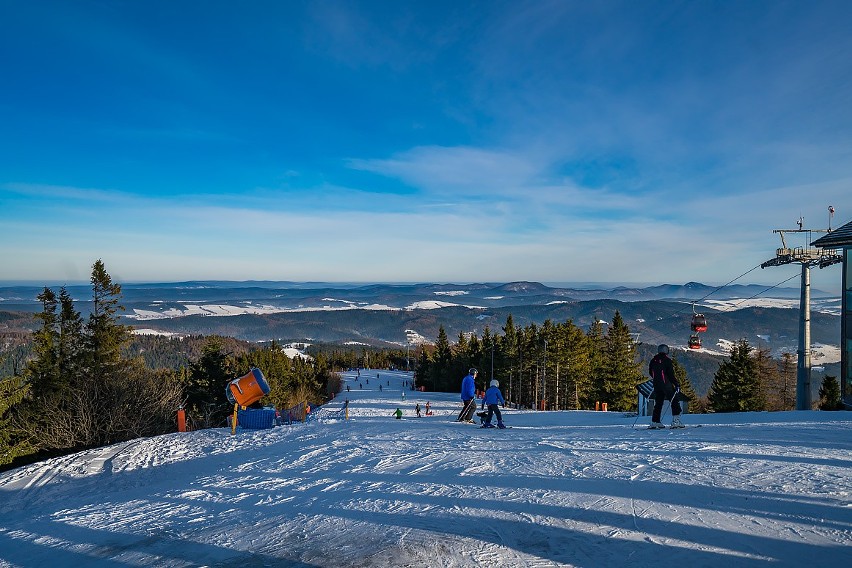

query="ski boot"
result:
[497,422,506,429]
[648,422,665,429]
[671,416,685,429]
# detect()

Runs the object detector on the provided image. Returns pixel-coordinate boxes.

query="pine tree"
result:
[501,315,519,404]
[563,320,591,410]
[413,346,432,391]
[28,287,60,394]
[818,375,842,411]
[431,326,453,392]
[58,287,85,393]
[0,375,32,466]
[777,352,797,410]
[708,339,759,412]
[186,337,236,427]
[86,259,132,374]
[753,347,776,411]
[585,320,606,409]
[670,353,697,403]
[600,311,644,411]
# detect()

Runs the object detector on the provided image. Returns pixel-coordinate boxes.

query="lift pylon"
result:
[761,222,842,410]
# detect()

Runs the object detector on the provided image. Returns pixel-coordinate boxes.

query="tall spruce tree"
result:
[87,259,131,374]
[818,375,842,410]
[431,326,453,392]
[501,315,519,404]
[563,320,591,410]
[585,320,606,409]
[28,287,60,394]
[600,311,644,411]
[708,339,759,412]
[58,287,85,393]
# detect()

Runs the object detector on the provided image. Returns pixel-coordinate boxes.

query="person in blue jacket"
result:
[481,379,506,428]
[457,368,478,422]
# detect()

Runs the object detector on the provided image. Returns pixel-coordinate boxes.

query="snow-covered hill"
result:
[1,369,850,567]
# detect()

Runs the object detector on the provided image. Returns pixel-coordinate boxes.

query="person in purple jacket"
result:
[481,379,506,429]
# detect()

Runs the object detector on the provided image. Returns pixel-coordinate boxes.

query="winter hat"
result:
[469,368,478,375]
[657,344,670,355]
[490,379,499,388]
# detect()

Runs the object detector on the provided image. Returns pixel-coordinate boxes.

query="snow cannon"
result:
[225,367,270,407]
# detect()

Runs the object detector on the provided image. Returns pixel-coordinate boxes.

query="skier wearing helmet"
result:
[648,344,684,429]
[457,368,478,422]
[481,379,506,429]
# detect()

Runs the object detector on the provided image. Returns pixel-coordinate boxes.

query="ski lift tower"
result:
[761,218,842,410]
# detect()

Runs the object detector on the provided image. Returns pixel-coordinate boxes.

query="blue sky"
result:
[1,1,850,292]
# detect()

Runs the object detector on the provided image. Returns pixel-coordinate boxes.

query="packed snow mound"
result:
[1,369,850,567]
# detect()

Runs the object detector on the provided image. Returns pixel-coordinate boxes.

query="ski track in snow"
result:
[1,369,851,567]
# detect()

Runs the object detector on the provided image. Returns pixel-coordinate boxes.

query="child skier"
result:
[481,380,506,429]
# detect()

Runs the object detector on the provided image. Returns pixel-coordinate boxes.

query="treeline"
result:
[707,339,844,411]
[0,261,339,469]
[413,312,699,412]
[411,311,843,413]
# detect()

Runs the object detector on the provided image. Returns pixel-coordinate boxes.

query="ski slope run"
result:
[0,369,850,567]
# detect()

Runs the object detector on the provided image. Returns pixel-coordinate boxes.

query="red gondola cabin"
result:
[691,313,708,333]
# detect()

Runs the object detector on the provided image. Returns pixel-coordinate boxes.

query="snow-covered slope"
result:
[1,370,850,567]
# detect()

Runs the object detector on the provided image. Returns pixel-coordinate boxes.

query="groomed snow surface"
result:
[1,369,850,567]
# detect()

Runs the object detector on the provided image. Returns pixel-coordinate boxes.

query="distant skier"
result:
[648,344,683,429]
[425,401,432,416]
[457,368,478,422]
[415,403,421,417]
[481,380,506,428]
[393,408,403,419]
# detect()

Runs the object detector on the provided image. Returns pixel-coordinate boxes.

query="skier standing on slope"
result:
[648,344,684,429]
[481,380,506,428]
[457,368,478,422]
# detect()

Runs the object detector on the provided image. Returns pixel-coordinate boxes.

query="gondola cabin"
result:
[688,334,702,349]
[691,313,708,333]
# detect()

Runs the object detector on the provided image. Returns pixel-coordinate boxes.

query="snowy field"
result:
[0,369,850,567]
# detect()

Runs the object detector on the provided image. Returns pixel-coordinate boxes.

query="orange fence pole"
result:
[177,406,186,432]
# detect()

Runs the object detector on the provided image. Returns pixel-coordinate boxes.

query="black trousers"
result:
[652,387,681,422]
[458,398,476,421]
[484,404,502,424]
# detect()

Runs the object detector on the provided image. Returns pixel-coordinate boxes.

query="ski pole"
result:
[661,388,680,423]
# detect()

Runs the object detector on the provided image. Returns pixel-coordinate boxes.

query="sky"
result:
[0,368,849,567]
[1,1,851,291]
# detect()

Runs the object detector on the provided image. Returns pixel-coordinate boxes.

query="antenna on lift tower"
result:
[761,212,842,410]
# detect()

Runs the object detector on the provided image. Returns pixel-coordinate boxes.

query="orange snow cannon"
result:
[225,367,270,407]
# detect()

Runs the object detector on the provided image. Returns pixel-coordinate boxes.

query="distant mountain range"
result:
[0,279,834,315]
[0,280,841,398]
[1,279,839,352]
